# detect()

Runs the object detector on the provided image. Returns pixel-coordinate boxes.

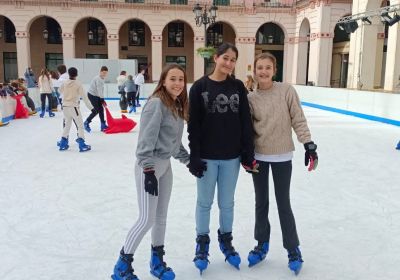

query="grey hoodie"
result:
[136,97,190,169]
[59,79,93,110]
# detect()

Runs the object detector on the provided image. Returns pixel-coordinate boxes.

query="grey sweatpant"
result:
[62,106,85,139]
[124,159,173,254]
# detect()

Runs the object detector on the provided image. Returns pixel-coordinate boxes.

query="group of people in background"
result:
[111,43,319,280]
[116,67,146,114]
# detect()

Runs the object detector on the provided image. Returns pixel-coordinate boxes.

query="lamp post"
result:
[193,3,218,74]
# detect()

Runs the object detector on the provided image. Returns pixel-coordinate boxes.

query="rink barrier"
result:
[2,84,400,126]
[301,102,400,127]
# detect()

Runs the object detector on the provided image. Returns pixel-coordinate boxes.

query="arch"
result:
[117,18,153,37]
[206,21,236,46]
[209,20,237,38]
[254,22,286,82]
[73,16,108,34]
[161,20,194,82]
[74,17,108,59]
[296,18,311,85]
[118,19,153,81]
[0,15,17,83]
[255,21,288,41]
[25,15,63,34]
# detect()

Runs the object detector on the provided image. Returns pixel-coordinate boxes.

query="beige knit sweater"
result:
[248,82,311,155]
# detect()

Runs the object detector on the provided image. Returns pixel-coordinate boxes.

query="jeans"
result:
[195,157,240,235]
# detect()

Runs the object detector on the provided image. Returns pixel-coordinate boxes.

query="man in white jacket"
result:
[57,67,94,152]
[134,67,145,107]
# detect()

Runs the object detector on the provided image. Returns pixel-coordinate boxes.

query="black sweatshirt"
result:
[188,75,254,161]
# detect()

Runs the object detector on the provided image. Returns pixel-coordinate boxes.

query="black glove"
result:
[144,170,158,196]
[241,156,259,174]
[187,158,207,178]
[304,141,318,171]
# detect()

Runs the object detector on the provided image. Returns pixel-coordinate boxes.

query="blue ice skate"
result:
[396,141,400,150]
[217,230,241,270]
[101,122,108,132]
[57,137,69,151]
[84,120,91,133]
[76,138,91,152]
[287,247,304,275]
[111,248,139,280]
[150,245,175,280]
[39,110,45,118]
[193,234,210,274]
[129,106,136,113]
[49,111,55,117]
[248,241,269,267]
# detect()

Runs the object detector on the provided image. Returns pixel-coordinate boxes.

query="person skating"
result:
[84,66,108,132]
[247,52,318,275]
[111,64,190,280]
[57,67,94,152]
[187,42,257,274]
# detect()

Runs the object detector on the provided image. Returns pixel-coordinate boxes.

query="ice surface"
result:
[1,101,399,280]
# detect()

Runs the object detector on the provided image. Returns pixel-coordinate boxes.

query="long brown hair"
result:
[40,68,50,80]
[151,64,188,121]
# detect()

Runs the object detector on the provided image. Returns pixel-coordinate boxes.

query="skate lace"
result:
[288,250,303,262]
[250,244,265,256]
[194,242,210,261]
[153,248,172,273]
[220,238,238,258]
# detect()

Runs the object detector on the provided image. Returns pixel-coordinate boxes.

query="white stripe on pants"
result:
[62,106,85,139]
[124,159,173,254]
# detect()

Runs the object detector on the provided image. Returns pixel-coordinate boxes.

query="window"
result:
[88,20,106,45]
[45,53,63,71]
[166,56,186,69]
[3,52,17,82]
[46,18,62,44]
[86,53,108,59]
[213,0,230,5]
[4,17,16,43]
[170,0,188,4]
[125,0,144,2]
[207,23,223,47]
[168,22,184,47]
[129,21,145,46]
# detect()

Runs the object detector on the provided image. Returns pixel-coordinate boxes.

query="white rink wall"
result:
[2,84,400,125]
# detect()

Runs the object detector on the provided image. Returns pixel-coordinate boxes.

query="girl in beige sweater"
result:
[246,52,318,275]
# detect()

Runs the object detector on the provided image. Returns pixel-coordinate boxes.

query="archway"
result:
[162,20,194,82]
[331,16,351,88]
[297,18,310,85]
[29,16,63,76]
[119,19,152,81]
[255,22,285,82]
[205,21,236,74]
[74,17,108,59]
[0,15,17,82]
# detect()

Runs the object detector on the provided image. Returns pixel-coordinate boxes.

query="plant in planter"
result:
[196,46,216,59]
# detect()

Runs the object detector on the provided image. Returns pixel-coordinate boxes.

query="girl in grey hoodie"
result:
[111,64,190,280]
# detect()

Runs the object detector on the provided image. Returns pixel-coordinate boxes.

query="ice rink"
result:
[1,101,399,280]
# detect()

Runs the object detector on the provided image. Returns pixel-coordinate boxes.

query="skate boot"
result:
[101,122,108,132]
[193,234,210,274]
[248,241,269,267]
[150,245,175,280]
[49,111,55,117]
[39,110,45,118]
[57,137,69,151]
[217,230,241,269]
[287,247,303,275]
[111,248,139,280]
[129,106,136,114]
[76,138,91,152]
[396,141,400,150]
[84,120,91,133]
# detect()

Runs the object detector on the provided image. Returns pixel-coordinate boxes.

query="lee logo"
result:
[202,92,239,113]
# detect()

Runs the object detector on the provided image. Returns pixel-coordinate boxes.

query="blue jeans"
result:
[195,157,240,235]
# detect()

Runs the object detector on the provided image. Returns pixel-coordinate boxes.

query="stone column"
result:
[193,35,205,81]
[15,31,30,78]
[62,32,75,60]
[384,21,400,91]
[151,34,162,82]
[107,34,119,59]
[235,37,256,82]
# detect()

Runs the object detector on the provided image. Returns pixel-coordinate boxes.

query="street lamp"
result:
[43,29,49,40]
[193,2,218,74]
